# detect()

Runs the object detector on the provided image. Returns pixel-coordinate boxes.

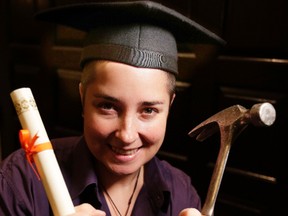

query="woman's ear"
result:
[79,83,84,117]
[79,83,85,105]
[170,93,176,107]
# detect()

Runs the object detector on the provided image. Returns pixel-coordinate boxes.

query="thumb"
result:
[179,208,202,216]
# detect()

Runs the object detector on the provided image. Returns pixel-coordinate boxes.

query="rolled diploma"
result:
[10,87,75,216]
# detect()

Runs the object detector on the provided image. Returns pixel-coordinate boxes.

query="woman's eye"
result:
[98,102,116,111]
[94,102,117,113]
[143,107,157,114]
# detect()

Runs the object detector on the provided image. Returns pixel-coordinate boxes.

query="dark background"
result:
[1,0,287,215]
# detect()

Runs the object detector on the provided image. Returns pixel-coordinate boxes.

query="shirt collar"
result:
[69,137,100,200]
[143,157,171,213]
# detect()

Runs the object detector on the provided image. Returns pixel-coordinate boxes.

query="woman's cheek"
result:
[143,120,167,145]
[85,118,112,139]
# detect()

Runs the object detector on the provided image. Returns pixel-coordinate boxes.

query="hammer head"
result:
[188,105,248,142]
[188,103,276,142]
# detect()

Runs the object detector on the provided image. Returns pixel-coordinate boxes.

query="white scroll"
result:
[10,87,75,216]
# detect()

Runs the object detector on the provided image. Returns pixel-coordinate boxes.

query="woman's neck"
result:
[96,165,143,188]
[97,165,144,216]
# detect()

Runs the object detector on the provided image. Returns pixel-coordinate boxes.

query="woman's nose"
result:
[115,115,138,144]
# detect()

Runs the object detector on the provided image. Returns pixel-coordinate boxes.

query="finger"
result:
[73,203,106,216]
[179,208,202,216]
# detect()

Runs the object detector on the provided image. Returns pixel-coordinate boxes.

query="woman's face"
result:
[80,61,174,175]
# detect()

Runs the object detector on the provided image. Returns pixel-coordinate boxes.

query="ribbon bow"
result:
[19,129,52,180]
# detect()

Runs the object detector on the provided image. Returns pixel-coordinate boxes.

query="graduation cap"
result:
[35,1,225,75]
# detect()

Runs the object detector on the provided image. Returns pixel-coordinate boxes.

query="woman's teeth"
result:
[111,146,138,155]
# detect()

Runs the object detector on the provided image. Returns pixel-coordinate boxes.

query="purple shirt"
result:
[0,136,201,215]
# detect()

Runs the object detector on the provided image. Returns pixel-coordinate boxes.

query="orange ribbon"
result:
[19,129,53,180]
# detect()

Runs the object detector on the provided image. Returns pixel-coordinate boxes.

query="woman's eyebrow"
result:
[93,93,119,102]
[142,101,164,106]
[93,93,165,106]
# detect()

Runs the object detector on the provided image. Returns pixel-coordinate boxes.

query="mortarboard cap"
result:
[35,1,225,75]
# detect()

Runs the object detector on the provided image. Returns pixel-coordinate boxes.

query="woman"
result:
[0,1,224,215]
[72,59,200,215]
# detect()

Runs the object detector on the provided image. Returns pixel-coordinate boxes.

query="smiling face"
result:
[79,61,175,176]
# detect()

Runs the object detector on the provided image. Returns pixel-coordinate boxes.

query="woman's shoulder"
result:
[146,156,194,193]
[0,148,27,174]
[51,135,83,149]
[151,157,190,180]
[147,157,201,209]
[50,135,86,165]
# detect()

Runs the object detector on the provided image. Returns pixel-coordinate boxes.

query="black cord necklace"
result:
[102,168,141,216]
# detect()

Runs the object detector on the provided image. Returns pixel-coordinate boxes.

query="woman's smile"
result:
[109,144,142,156]
[108,144,143,163]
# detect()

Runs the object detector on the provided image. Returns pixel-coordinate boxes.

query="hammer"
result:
[188,102,276,216]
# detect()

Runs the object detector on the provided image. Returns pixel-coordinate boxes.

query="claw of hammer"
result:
[188,102,276,216]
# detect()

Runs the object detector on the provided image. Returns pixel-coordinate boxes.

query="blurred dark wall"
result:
[1,0,287,215]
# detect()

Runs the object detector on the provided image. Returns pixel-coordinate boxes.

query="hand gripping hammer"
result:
[188,102,276,216]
